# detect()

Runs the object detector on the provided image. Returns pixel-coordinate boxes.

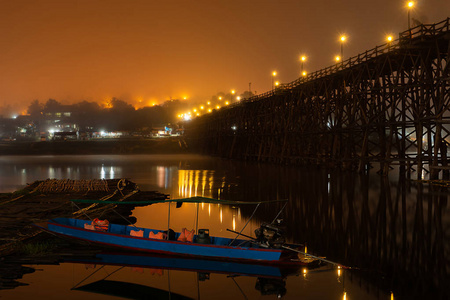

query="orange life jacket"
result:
[92,218,109,231]
[177,228,194,242]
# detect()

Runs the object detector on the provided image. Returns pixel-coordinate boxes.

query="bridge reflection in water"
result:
[141,162,450,298]
[232,167,447,299]
[163,163,448,299]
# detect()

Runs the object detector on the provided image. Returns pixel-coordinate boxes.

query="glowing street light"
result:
[339,35,347,61]
[302,71,307,77]
[335,55,341,62]
[386,35,394,50]
[407,1,415,29]
[300,55,306,75]
[272,71,277,91]
[236,96,241,101]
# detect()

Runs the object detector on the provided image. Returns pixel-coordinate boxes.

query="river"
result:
[0,154,447,299]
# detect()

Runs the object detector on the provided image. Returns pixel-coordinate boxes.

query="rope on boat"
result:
[72,190,119,216]
[72,183,139,217]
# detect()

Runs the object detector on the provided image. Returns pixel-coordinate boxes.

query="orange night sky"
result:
[1,0,449,116]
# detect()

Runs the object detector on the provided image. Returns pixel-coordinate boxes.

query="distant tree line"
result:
[27,98,189,132]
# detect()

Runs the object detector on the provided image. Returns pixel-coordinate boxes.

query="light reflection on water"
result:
[0,261,359,300]
[0,154,446,299]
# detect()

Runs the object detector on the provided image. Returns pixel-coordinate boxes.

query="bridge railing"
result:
[233,17,450,105]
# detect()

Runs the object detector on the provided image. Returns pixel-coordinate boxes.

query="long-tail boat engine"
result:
[254,219,285,248]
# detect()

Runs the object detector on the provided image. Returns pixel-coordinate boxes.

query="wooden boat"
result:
[38,197,329,267]
[41,217,303,265]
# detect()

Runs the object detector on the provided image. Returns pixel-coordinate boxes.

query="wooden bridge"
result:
[185,18,450,179]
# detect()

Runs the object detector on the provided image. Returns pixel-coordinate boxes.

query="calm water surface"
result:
[0,154,447,300]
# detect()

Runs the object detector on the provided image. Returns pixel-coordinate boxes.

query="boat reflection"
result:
[68,251,320,299]
[74,278,193,300]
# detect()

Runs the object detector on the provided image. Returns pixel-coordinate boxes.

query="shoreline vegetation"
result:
[0,137,188,156]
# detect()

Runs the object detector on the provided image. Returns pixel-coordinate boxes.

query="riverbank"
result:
[0,137,188,155]
[0,179,168,257]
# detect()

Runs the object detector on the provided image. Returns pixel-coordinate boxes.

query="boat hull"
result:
[43,218,297,265]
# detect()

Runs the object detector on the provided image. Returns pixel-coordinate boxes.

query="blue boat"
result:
[42,217,301,264]
[39,197,325,266]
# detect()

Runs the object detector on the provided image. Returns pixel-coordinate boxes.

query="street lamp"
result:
[272,71,277,91]
[300,55,306,75]
[230,89,235,102]
[386,35,393,50]
[335,55,341,63]
[339,35,346,61]
[407,1,414,29]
